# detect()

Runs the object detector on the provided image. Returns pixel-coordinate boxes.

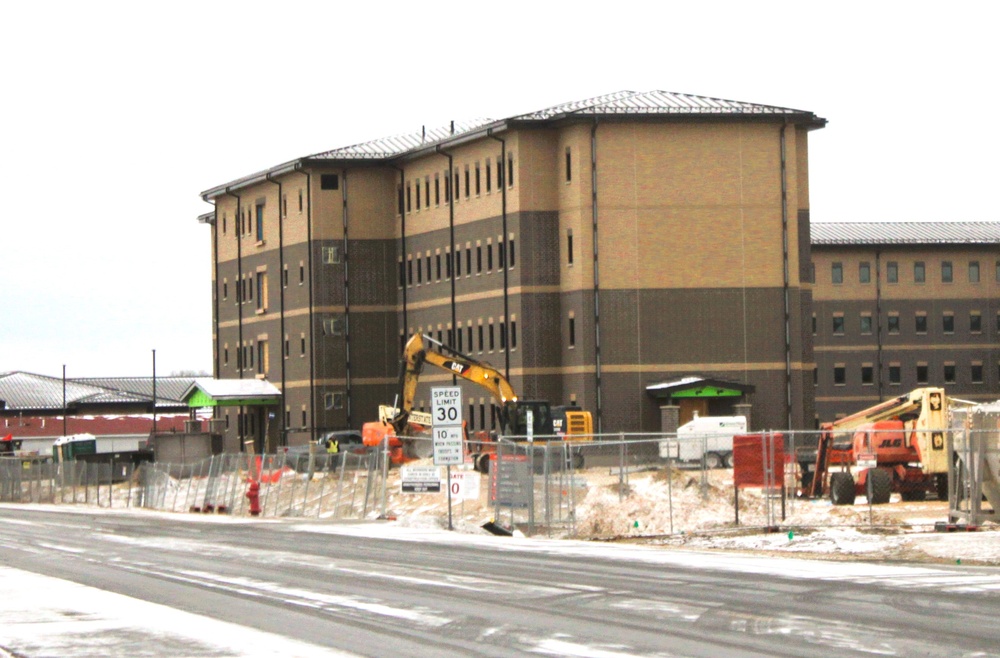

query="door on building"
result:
[679,399,710,426]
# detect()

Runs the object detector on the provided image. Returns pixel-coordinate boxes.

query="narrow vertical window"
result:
[510,319,517,349]
[942,261,953,283]
[415,180,421,209]
[496,156,503,188]
[507,153,514,187]
[298,189,303,212]
[887,261,898,283]
[477,245,483,273]
[969,261,980,283]
[406,184,412,212]
[568,316,576,348]
[565,147,572,182]
[914,261,926,283]
[466,246,472,275]
[488,322,495,351]
[454,247,461,277]
[397,185,404,215]
[831,262,843,284]
[509,238,515,267]
[425,177,430,208]
[434,175,440,206]
[475,162,481,195]
[487,243,493,271]
[478,324,484,352]
[255,202,264,241]
[567,229,574,265]
[444,173,450,202]
[436,254,441,280]
[498,241,506,269]
[485,160,492,193]
[407,259,413,286]
[859,262,870,284]
[464,165,470,198]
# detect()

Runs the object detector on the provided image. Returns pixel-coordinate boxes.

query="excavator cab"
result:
[510,401,553,437]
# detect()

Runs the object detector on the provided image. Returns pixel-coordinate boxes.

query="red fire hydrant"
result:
[246,479,261,517]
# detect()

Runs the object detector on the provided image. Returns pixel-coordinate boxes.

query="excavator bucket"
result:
[481,519,513,536]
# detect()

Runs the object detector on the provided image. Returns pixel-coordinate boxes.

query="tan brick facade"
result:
[201,93,826,448]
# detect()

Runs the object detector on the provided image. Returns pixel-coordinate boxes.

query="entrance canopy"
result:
[646,376,754,401]
[181,379,282,408]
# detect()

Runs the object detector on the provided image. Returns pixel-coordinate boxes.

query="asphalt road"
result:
[1,507,999,657]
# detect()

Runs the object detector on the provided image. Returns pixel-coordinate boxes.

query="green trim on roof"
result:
[671,387,744,398]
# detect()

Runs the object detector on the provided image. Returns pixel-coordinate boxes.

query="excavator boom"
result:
[390,333,518,434]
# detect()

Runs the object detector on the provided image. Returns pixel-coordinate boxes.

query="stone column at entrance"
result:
[660,405,680,435]
[734,403,752,430]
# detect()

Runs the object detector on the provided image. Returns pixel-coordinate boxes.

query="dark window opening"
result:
[485,161,491,193]
[888,315,900,334]
[434,176,440,205]
[944,364,956,384]
[862,366,874,385]
[916,364,929,384]
[568,229,574,265]
[509,239,515,267]
[831,262,843,284]
[475,163,481,195]
[565,148,572,182]
[943,314,954,333]
[832,316,844,335]
[859,262,870,284]
[914,262,926,283]
[256,203,264,241]
[915,315,927,334]
[972,364,984,384]
[887,261,898,283]
[889,365,901,385]
[477,325,484,352]
[970,313,982,333]
[487,244,493,271]
[942,261,953,283]
[511,320,517,349]
[569,317,576,348]
[834,366,845,385]
[320,174,339,190]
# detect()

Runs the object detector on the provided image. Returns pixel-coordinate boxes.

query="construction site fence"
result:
[482,427,998,537]
[0,450,389,520]
[0,427,996,535]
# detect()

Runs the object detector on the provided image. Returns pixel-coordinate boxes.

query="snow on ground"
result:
[0,565,356,658]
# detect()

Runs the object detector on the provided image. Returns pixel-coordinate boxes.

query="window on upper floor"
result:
[944,363,956,384]
[969,261,980,283]
[971,362,984,384]
[567,229,574,265]
[832,315,845,335]
[942,261,953,283]
[834,365,846,385]
[915,313,928,334]
[434,175,440,206]
[886,261,898,283]
[916,363,929,384]
[860,314,872,335]
[475,162,481,196]
[970,312,982,333]
[507,152,514,187]
[831,262,843,284]
[255,202,265,242]
[861,364,874,385]
[485,161,492,193]
[914,261,926,283]
[321,174,339,190]
[887,313,900,334]
[569,316,576,348]
[889,363,901,385]
[565,147,572,182]
[859,262,871,284]
[942,313,954,334]
[464,166,470,199]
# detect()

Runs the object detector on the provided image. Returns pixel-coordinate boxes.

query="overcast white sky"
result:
[2,1,996,378]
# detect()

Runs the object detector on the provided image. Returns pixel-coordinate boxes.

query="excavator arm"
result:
[389,333,518,433]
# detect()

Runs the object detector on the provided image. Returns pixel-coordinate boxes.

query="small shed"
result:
[181,379,283,453]
[647,376,755,430]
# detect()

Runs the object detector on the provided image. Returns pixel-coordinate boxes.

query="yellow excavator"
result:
[362,333,593,472]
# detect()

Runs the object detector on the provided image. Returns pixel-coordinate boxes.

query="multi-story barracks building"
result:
[199,90,826,450]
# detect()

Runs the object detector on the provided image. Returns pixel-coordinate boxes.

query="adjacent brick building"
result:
[199,91,827,449]
[811,222,1000,423]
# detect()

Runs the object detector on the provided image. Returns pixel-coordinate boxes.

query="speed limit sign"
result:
[432,386,463,426]
[432,387,463,466]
